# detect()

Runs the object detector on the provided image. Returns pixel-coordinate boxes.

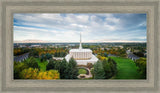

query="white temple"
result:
[65,33,98,65]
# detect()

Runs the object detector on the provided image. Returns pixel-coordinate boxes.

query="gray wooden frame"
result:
[0,0,159,93]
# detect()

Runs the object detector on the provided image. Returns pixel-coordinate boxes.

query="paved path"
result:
[77,67,92,79]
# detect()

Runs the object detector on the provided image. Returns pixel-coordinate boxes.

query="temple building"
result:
[65,33,98,65]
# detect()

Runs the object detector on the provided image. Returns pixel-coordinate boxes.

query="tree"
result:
[46,53,52,59]
[23,57,40,70]
[102,59,112,79]
[37,70,60,80]
[29,48,39,58]
[40,53,52,61]
[20,68,39,79]
[20,68,60,80]
[54,60,61,71]
[135,58,146,79]
[97,55,107,61]
[46,59,56,70]
[14,62,28,79]
[110,59,117,76]
[67,57,78,79]
[46,58,78,79]
[93,61,105,79]
[102,58,117,79]
[40,53,45,61]
[104,53,108,57]
[59,59,69,79]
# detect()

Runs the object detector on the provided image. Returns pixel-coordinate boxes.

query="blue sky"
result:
[13,13,146,43]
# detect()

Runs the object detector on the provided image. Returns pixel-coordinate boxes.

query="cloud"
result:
[138,21,146,27]
[14,13,147,42]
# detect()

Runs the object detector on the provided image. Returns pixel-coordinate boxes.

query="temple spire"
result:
[79,32,82,50]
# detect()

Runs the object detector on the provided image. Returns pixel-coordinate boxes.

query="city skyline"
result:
[14,13,147,43]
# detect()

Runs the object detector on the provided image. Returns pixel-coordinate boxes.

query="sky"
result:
[13,13,147,43]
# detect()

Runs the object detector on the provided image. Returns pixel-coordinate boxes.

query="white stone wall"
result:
[70,51,92,59]
[65,54,98,65]
[76,61,97,65]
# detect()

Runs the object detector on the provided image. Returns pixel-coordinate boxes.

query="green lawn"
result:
[110,57,142,79]
[78,68,87,74]
[36,58,48,71]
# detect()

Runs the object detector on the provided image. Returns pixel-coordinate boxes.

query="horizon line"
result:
[14,41,147,43]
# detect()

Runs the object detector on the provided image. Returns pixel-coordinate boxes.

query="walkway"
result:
[77,67,92,79]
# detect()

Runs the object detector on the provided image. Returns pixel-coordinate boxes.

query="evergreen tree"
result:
[40,53,52,61]
[102,58,117,79]
[46,53,52,59]
[68,57,78,79]
[102,59,112,79]
[46,59,55,70]
[59,59,69,79]
[24,57,40,70]
[54,60,61,71]
[14,62,28,79]
[109,59,117,76]
[93,61,105,79]
[135,58,146,79]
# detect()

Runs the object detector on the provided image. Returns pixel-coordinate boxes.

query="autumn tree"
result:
[97,55,107,61]
[20,68,39,79]
[37,70,60,80]
[20,68,60,80]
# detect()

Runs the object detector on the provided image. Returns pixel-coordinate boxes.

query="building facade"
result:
[65,33,98,65]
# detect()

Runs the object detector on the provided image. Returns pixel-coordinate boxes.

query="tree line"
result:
[91,58,117,79]
[14,47,68,58]
[14,57,59,80]
[14,56,79,79]
[46,58,79,79]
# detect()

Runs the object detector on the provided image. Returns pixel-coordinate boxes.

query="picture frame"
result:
[0,0,159,93]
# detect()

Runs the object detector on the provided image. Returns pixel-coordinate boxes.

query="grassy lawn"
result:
[78,68,87,74]
[36,58,48,71]
[110,57,141,79]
